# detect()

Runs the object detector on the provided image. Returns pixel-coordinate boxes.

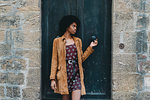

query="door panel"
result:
[41,0,112,99]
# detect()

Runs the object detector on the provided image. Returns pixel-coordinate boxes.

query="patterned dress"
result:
[66,43,81,92]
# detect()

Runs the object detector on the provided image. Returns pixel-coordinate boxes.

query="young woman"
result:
[50,15,98,100]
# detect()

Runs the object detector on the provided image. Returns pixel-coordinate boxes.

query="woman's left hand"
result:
[90,39,98,48]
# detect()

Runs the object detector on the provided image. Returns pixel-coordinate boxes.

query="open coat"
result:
[50,35,94,95]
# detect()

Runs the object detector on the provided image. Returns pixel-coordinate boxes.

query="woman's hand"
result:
[90,39,98,48]
[51,80,57,90]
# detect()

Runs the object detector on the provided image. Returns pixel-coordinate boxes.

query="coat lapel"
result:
[61,35,66,56]
[60,35,80,61]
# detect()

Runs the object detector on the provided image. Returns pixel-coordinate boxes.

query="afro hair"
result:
[59,15,80,35]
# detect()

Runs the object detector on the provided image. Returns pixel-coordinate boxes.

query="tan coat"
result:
[50,35,94,95]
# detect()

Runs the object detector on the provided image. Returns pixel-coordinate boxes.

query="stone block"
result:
[0,15,22,29]
[5,29,12,43]
[144,75,150,89]
[22,11,40,31]
[113,32,136,53]
[22,87,40,99]
[0,58,26,71]
[6,86,20,98]
[0,58,11,70]
[136,30,147,53]
[0,86,4,98]
[112,73,139,92]
[0,15,9,29]
[0,72,8,83]
[137,75,144,92]
[16,50,40,67]
[7,72,24,85]
[113,0,141,12]
[0,30,5,42]
[16,0,40,11]
[0,1,12,3]
[148,30,150,42]
[137,54,147,60]
[1,98,19,100]
[136,15,149,30]
[22,98,40,100]
[12,30,24,47]
[112,92,137,100]
[6,86,13,98]
[13,87,20,97]
[27,68,40,87]
[0,43,11,56]
[113,12,135,33]
[138,61,150,74]
[12,0,26,9]
[113,54,136,73]
[9,15,22,29]
[112,32,120,54]
[0,2,12,16]
[123,32,136,53]
[144,1,150,13]
[23,30,41,48]
[136,91,150,100]
[13,30,40,49]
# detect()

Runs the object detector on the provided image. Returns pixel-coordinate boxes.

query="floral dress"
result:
[66,43,81,92]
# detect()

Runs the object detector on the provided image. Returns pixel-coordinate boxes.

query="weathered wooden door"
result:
[41,0,112,99]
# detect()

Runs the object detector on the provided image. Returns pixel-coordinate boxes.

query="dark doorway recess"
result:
[41,0,112,99]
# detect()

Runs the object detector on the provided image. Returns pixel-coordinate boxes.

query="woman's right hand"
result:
[51,80,57,90]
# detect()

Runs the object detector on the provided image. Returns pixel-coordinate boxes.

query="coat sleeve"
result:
[79,39,94,62]
[50,38,58,80]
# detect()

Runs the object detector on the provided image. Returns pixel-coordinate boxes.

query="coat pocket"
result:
[57,65,61,80]
[56,71,61,80]
[58,65,61,71]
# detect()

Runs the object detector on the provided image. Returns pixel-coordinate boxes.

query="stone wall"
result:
[112,0,150,99]
[0,0,150,100]
[0,0,41,99]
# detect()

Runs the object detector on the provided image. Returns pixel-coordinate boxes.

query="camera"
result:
[91,35,97,42]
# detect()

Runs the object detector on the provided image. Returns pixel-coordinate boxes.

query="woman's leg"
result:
[62,95,70,100]
[72,90,81,100]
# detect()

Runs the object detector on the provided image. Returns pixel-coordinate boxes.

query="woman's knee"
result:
[72,90,81,100]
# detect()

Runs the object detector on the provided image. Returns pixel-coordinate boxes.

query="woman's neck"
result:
[64,31,72,39]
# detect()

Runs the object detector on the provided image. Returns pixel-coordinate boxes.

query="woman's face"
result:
[67,22,77,35]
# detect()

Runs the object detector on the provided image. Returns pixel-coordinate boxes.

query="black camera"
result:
[91,35,97,42]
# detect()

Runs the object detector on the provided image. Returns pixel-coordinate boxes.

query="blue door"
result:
[41,0,112,99]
